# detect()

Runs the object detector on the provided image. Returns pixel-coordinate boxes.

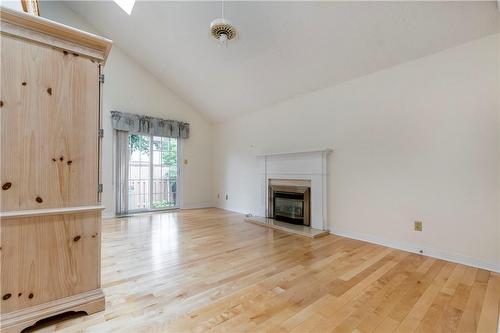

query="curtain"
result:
[115,130,130,215]
[110,111,189,138]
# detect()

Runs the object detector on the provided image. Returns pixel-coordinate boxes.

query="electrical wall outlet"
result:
[414,221,423,232]
[225,194,228,200]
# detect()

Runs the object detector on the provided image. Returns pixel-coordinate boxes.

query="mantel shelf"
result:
[256,148,333,158]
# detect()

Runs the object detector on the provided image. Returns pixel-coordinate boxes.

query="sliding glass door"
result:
[128,134,178,212]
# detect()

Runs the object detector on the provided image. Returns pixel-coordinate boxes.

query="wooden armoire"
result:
[0,8,112,333]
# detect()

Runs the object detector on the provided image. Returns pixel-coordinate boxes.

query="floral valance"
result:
[110,111,189,139]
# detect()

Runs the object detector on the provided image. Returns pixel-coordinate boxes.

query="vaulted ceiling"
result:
[57,1,498,122]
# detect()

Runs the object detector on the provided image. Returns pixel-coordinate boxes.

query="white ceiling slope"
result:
[60,1,499,122]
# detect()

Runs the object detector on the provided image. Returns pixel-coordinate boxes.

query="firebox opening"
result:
[268,179,311,227]
[274,191,305,225]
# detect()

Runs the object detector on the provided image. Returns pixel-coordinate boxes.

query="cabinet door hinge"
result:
[99,74,105,84]
[98,129,104,138]
[98,184,103,193]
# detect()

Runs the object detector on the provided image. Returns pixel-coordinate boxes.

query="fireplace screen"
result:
[268,183,310,226]
[274,196,304,221]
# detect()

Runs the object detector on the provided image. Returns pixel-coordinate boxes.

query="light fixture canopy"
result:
[210,0,237,46]
[210,18,237,46]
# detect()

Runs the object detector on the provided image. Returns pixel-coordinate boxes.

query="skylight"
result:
[113,0,135,15]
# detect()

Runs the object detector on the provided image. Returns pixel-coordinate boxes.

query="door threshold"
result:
[117,208,179,218]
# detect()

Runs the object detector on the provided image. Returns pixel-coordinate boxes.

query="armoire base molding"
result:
[1,288,105,333]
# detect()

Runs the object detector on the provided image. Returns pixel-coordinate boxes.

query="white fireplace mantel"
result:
[256,149,333,158]
[256,149,332,230]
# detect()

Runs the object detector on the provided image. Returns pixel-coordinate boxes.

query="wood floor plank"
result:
[476,274,500,333]
[339,248,394,281]
[455,282,487,333]
[23,208,499,333]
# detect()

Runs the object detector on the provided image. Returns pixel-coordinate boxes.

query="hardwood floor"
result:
[29,208,499,332]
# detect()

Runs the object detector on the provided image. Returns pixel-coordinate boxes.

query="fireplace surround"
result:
[257,149,332,231]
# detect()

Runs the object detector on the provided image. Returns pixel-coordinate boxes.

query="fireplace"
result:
[268,179,310,226]
[257,149,331,231]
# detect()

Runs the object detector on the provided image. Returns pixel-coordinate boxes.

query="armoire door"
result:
[0,211,101,313]
[1,35,101,211]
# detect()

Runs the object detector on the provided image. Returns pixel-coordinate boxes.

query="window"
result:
[128,134,178,211]
[113,0,135,15]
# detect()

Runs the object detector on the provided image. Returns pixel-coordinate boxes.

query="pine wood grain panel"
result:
[1,35,99,211]
[25,209,499,332]
[0,211,101,314]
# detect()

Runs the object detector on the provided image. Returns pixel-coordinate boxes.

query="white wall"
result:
[497,33,500,270]
[1,0,22,11]
[214,34,500,271]
[40,3,215,217]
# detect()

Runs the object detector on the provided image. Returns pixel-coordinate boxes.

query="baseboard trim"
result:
[330,228,499,273]
[1,288,105,333]
[102,204,217,219]
[181,202,215,209]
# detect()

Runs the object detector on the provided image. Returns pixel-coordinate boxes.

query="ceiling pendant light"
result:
[210,0,237,46]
